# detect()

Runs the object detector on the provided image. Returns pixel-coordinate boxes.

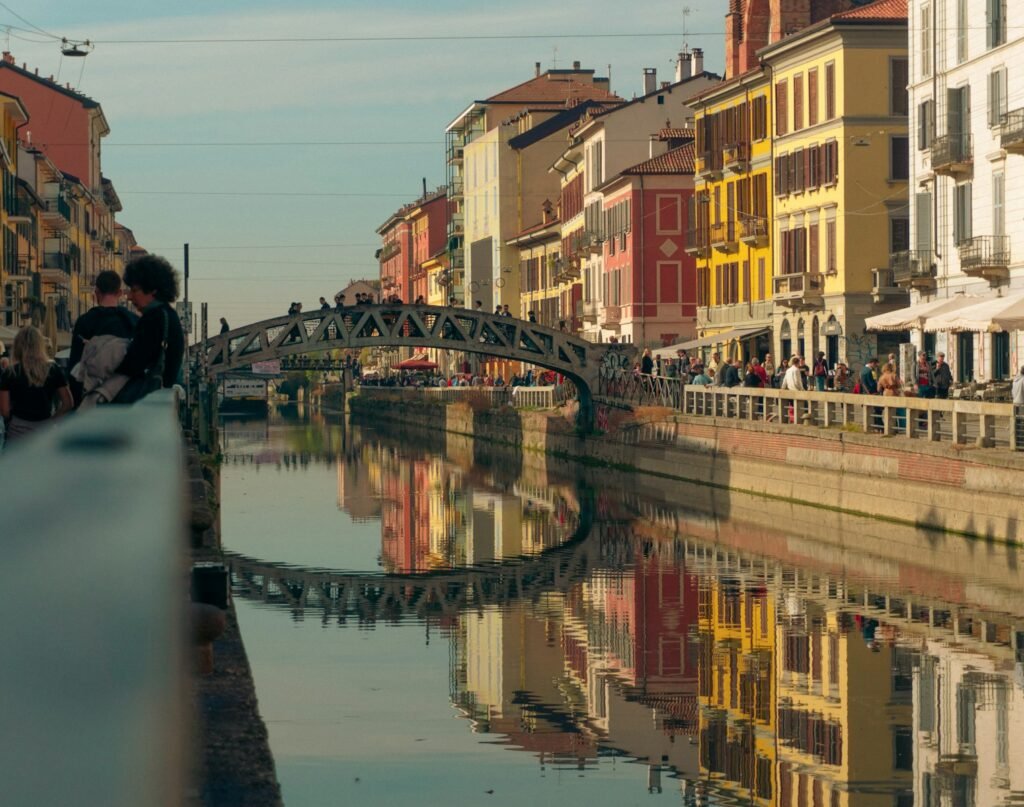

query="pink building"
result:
[376,186,448,303]
[597,142,699,346]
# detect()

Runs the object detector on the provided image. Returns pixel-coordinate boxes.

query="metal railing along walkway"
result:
[683,385,1022,450]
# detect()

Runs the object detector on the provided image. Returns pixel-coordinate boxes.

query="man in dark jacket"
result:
[723,358,742,388]
[859,358,879,394]
[931,352,953,398]
[68,270,138,405]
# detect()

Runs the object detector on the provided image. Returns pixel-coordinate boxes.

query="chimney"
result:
[675,51,692,82]
[535,61,541,77]
[1,51,13,64]
[692,48,704,75]
[422,177,427,198]
[572,60,581,70]
[643,68,657,96]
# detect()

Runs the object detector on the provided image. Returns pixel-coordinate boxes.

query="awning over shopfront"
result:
[652,326,769,358]
[864,294,980,332]
[923,290,1024,333]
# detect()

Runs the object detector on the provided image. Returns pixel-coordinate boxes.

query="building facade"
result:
[761,0,910,369]
[906,0,1024,382]
[688,69,775,362]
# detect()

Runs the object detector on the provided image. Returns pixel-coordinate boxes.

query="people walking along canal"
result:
[0,325,73,444]
[67,270,139,407]
[114,255,186,403]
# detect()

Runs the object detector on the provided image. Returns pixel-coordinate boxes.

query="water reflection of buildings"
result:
[335,436,580,574]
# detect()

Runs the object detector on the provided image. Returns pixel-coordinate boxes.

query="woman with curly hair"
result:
[0,325,72,443]
[115,254,186,402]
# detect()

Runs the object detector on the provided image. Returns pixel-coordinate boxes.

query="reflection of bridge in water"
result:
[226,498,620,623]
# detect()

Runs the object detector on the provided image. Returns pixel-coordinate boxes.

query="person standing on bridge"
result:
[219,317,230,334]
[320,297,331,311]
[114,255,186,402]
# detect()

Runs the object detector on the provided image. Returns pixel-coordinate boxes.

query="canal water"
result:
[219,405,1024,807]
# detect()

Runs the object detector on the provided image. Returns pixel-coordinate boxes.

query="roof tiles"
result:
[621,143,696,176]
[833,0,907,22]
[486,72,621,106]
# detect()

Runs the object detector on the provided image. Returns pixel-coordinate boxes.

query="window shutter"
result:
[891,59,909,116]
[808,68,818,126]
[915,192,932,253]
[825,63,836,120]
[809,223,820,274]
[776,80,788,136]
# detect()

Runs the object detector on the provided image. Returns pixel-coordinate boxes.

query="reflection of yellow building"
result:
[688,70,774,362]
[697,576,777,804]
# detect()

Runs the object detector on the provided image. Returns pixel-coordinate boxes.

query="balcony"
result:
[958,235,1010,281]
[738,215,768,247]
[583,232,603,254]
[580,300,600,323]
[773,272,825,307]
[41,196,71,230]
[684,227,710,258]
[871,267,906,304]
[379,242,400,263]
[695,151,722,181]
[600,305,621,329]
[722,141,749,173]
[447,146,465,165]
[710,221,737,253]
[42,251,71,280]
[997,108,1024,154]
[930,134,972,176]
[890,250,936,290]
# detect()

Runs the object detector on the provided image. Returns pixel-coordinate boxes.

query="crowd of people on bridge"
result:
[0,254,186,451]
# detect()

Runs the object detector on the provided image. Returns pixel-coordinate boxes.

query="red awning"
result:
[394,358,438,370]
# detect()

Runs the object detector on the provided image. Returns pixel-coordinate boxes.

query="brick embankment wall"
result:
[348,393,1024,544]
[187,449,283,807]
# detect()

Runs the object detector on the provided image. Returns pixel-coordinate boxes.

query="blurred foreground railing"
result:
[0,390,188,804]
[682,385,1022,450]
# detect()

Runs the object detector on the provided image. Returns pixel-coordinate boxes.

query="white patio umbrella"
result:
[864,293,979,332]
[924,290,1024,332]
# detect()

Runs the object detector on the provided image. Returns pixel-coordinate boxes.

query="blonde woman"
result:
[0,325,72,443]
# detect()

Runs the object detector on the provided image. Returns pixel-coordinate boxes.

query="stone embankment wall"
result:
[349,393,1024,544]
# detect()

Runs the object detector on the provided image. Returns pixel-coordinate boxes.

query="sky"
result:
[7,1,726,328]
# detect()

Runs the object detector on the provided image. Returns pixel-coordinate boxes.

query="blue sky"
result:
[9,1,725,326]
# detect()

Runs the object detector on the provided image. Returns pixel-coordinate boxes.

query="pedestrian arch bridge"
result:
[204,304,638,428]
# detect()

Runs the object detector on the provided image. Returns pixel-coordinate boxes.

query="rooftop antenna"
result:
[681,5,692,51]
[552,44,558,69]
[60,37,92,57]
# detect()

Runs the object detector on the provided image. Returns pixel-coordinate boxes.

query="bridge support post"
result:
[576,383,595,434]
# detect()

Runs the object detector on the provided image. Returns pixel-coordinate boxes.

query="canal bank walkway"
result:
[187,447,282,807]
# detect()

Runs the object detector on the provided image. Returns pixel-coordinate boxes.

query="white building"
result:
[907,0,1024,381]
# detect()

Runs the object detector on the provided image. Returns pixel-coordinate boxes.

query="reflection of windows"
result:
[957,682,977,752]
[893,727,914,770]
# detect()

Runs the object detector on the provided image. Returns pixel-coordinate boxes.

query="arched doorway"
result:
[780,319,792,361]
[822,316,842,368]
[811,316,820,359]
[796,318,806,359]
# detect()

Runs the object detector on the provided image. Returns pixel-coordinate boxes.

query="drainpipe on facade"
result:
[932,0,941,262]
[766,62,777,359]
[640,174,646,347]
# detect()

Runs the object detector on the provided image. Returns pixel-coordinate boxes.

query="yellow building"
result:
[0,92,29,340]
[507,206,561,327]
[687,69,774,363]
[759,1,909,369]
[697,575,777,805]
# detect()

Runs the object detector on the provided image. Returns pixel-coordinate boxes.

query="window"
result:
[826,218,837,274]
[988,68,1007,127]
[891,59,909,116]
[987,0,1007,49]
[825,62,836,120]
[915,191,933,253]
[953,182,973,245]
[808,68,818,126]
[758,258,766,299]
[890,213,910,252]
[894,728,914,771]
[891,136,909,180]
[807,145,820,188]
[809,222,820,274]
[775,153,789,196]
[823,140,839,185]
[918,99,935,149]
[957,0,968,63]
[793,73,804,131]
[794,148,805,191]
[920,5,932,77]
[742,261,751,303]
[781,228,807,275]
[776,80,788,136]
[751,95,768,140]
